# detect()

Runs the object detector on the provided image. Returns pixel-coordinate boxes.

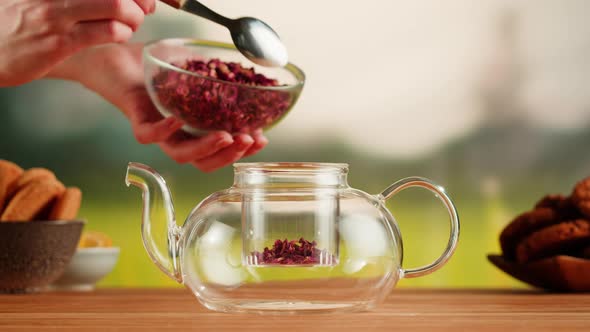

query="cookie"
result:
[571,177,590,218]
[571,245,590,260]
[8,168,56,198]
[500,208,560,260]
[0,179,65,222]
[536,195,582,220]
[535,194,567,210]
[48,187,82,220]
[0,160,24,211]
[516,220,590,263]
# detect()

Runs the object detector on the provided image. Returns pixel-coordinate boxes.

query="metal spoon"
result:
[159,0,288,67]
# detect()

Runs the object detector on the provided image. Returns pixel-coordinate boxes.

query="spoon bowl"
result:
[161,0,288,67]
[230,17,288,67]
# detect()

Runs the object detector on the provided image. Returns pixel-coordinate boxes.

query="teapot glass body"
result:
[126,162,459,313]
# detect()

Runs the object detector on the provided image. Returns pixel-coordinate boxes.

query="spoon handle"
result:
[159,0,232,27]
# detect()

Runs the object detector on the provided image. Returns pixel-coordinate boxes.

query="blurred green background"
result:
[1,1,589,289]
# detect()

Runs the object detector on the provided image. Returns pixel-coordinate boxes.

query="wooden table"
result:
[0,289,589,331]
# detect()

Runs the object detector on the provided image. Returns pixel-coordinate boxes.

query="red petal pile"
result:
[152,59,292,133]
[252,238,323,265]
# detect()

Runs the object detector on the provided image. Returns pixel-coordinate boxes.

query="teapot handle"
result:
[377,177,460,278]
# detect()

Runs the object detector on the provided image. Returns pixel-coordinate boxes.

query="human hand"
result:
[48,44,269,172]
[0,0,154,87]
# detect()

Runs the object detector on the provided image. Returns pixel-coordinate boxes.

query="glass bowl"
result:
[143,38,305,135]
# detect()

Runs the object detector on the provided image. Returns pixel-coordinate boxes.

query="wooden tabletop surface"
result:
[0,288,589,331]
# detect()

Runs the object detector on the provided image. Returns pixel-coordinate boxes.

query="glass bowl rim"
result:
[143,38,305,91]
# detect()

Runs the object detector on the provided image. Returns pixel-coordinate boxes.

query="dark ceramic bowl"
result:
[0,220,85,293]
[488,254,590,292]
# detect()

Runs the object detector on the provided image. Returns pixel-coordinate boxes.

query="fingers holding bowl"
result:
[159,131,234,164]
[129,105,267,171]
[132,117,185,145]
[192,134,255,173]
[243,129,269,158]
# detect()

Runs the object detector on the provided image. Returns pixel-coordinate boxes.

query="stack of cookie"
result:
[0,160,82,222]
[500,177,590,263]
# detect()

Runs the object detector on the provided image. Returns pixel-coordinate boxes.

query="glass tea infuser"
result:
[126,162,459,313]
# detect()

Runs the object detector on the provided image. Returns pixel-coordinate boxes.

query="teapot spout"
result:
[125,162,182,282]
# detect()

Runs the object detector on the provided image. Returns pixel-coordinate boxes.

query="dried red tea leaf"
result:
[152,59,293,133]
[252,238,329,265]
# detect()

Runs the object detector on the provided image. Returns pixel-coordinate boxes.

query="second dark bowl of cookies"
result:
[489,177,590,292]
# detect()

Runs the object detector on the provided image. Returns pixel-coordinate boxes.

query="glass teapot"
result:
[125,162,459,313]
